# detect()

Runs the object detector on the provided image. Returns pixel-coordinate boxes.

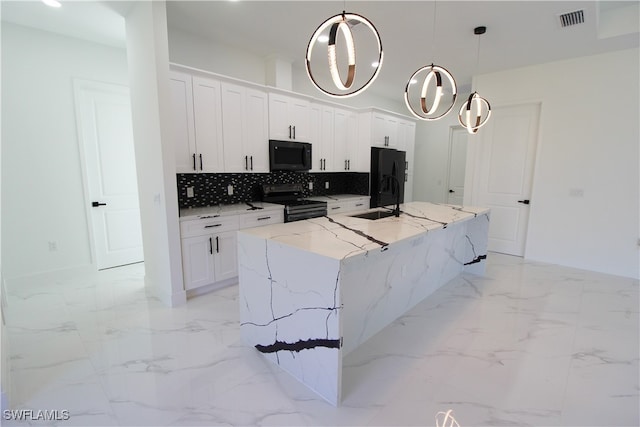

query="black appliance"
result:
[269,140,312,171]
[370,147,406,209]
[262,183,327,222]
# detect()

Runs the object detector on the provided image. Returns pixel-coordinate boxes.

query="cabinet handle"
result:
[250,156,253,170]
[289,125,292,139]
[199,215,220,219]
[405,161,408,170]
[344,160,347,170]
[216,236,219,253]
[245,155,248,170]
[204,224,222,228]
[405,173,408,182]
[293,125,296,139]
[192,154,196,171]
[331,206,340,210]
[355,203,364,207]
[257,216,272,221]
[199,154,203,170]
[209,237,213,255]
[347,160,350,170]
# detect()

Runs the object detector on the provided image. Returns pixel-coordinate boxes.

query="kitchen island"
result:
[238,202,489,405]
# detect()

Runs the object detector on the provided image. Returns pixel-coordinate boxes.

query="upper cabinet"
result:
[372,112,399,148]
[221,81,269,173]
[311,102,364,172]
[170,70,224,173]
[268,92,311,142]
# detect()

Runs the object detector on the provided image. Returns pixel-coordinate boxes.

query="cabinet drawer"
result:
[180,215,239,238]
[239,209,284,229]
[327,203,347,214]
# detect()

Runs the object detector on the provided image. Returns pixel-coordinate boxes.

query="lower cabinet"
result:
[181,231,237,290]
[325,197,370,215]
[180,207,284,292]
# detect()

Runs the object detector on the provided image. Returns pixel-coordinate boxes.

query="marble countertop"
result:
[239,201,489,260]
[179,202,283,221]
[306,194,370,202]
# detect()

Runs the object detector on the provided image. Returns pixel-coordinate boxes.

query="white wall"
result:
[167,27,406,115]
[412,98,467,203]
[471,48,639,279]
[1,23,129,279]
[125,2,185,306]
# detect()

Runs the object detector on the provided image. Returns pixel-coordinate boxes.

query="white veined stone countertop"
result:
[238,201,489,260]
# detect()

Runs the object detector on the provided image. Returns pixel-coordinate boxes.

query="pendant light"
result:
[306,10,383,98]
[404,1,457,121]
[458,26,492,134]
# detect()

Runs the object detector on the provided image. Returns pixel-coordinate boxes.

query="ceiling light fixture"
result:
[458,26,492,134]
[306,11,383,98]
[403,1,457,121]
[42,0,61,8]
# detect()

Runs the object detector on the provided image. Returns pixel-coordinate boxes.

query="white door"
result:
[473,103,540,256]
[74,80,143,270]
[446,127,468,205]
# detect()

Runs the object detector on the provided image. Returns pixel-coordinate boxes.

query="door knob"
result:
[449,189,455,193]
[517,199,530,205]
[91,202,107,207]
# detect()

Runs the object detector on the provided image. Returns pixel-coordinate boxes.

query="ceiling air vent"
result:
[559,10,585,28]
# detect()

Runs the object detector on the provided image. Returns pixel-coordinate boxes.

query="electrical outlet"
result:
[48,241,57,252]
[325,181,329,189]
[308,182,313,190]
[186,187,194,198]
[227,185,234,195]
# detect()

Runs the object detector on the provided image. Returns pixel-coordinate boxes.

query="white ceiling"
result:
[2,1,639,102]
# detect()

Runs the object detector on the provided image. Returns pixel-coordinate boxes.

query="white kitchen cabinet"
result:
[179,206,283,292]
[170,71,197,173]
[312,103,361,172]
[326,197,370,215]
[170,71,224,173]
[399,121,416,202]
[372,112,398,148]
[221,81,269,172]
[269,92,311,141]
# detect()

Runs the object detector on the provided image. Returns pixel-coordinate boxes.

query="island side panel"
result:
[340,220,470,355]
[238,232,343,405]
[463,212,490,275]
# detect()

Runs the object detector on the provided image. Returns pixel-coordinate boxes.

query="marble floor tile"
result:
[3,254,638,426]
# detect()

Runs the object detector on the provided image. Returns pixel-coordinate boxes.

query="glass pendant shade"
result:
[404,64,457,120]
[306,12,383,98]
[458,92,491,134]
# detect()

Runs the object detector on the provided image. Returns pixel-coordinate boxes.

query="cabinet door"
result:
[320,106,336,172]
[333,108,349,171]
[221,81,246,172]
[268,93,292,140]
[268,93,310,141]
[371,113,388,147]
[244,87,269,172]
[309,104,323,172]
[193,76,225,172]
[345,110,360,171]
[170,71,197,173]
[181,235,215,290]
[213,231,238,281]
[289,97,310,141]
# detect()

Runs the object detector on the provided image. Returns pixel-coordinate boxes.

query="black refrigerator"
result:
[370,147,406,208]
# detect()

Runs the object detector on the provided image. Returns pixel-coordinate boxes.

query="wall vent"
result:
[559,10,585,27]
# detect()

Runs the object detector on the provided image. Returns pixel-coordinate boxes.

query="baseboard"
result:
[185,277,238,299]
[144,275,187,307]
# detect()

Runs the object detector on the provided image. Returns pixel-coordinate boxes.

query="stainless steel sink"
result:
[349,210,397,220]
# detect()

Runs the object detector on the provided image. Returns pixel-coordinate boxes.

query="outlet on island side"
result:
[325,181,329,190]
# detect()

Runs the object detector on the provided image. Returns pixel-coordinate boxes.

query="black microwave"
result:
[269,140,312,171]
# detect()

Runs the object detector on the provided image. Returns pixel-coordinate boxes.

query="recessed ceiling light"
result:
[42,0,61,8]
